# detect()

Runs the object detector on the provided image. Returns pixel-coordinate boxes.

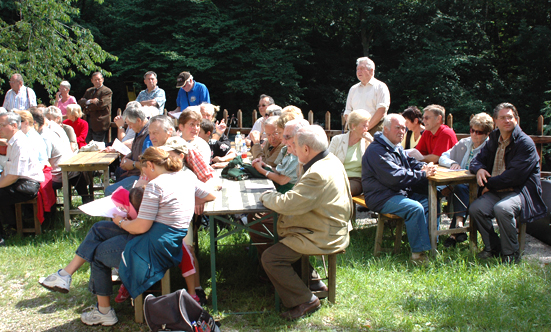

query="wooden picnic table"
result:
[58,151,119,231]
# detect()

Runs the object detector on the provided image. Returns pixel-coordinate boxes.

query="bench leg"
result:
[374,217,385,257]
[32,200,41,235]
[328,254,336,303]
[518,223,526,254]
[393,220,403,255]
[134,294,144,323]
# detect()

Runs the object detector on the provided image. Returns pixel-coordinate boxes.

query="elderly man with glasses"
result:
[250,115,284,167]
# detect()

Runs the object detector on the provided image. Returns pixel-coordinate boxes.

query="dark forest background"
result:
[1,0,550,133]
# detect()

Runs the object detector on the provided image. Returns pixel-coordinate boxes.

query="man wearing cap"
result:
[136,71,166,115]
[173,72,210,114]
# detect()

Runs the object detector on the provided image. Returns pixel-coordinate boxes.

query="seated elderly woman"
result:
[401,106,424,149]
[439,112,494,247]
[63,104,89,149]
[178,106,211,165]
[39,146,216,326]
[328,109,373,196]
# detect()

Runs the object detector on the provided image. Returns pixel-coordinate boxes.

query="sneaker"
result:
[191,294,201,304]
[195,288,207,306]
[502,250,521,264]
[39,269,71,293]
[80,304,118,326]
[115,284,130,303]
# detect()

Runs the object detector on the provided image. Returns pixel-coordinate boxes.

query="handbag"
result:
[144,289,221,332]
[221,156,269,181]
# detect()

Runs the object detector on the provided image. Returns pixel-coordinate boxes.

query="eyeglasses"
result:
[266,132,280,137]
[497,115,515,121]
[282,134,293,140]
[470,128,487,135]
[0,122,9,128]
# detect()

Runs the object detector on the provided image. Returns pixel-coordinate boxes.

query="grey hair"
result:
[0,107,7,115]
[144,71,157,79]
[11,73,23,84]
[200,103,215,116]
[122,101,147,122]
[60,81,71,89]
[266,104,282,117]
[356,57,375,71]
[91,71,103,79]
[264,115,280,127]
[383,113,406,129]
[296,125,328,151]
[285,119,309,136]
[149,115,175,133]
[2,111,22,129]
[44,106,63,121]
[259,94,274,105]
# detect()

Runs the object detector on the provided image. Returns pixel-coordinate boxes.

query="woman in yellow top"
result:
[401,106,424,149]
[328,109,372,196]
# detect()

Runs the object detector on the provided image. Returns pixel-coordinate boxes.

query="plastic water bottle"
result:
[241,142,248,159]
[234,131,241,150]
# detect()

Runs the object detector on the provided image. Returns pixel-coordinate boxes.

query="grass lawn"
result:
[1,210,551,331]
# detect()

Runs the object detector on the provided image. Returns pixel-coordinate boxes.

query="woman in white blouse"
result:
[328,109,373,196]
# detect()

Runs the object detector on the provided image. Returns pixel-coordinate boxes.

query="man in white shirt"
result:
[2,73,37,111]
[344,57,390,135]
[0,112,44,245]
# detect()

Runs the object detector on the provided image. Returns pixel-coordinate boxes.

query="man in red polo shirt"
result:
[415,104,457,163]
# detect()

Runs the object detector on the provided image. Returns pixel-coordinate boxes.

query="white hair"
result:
[296,125,328,151]
[264,115,280,127]
[285,119,309,136]
[200,103,215,116]
[356,57,375,71]
[383,114,405,129]
[60,81,71,89]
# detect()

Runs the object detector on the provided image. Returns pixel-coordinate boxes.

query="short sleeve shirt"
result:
[415,125,458,158]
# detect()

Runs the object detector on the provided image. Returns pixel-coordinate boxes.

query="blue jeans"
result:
[75,221,134,296]
[104,175,140,196]
[380,193,431,253]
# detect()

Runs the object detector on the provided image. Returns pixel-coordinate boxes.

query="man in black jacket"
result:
[469,102,547,263]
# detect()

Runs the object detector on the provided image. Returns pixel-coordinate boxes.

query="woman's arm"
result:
[113,215,154,235]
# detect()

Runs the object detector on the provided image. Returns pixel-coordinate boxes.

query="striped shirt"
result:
[2,86,37,111]
[137,170,210,229]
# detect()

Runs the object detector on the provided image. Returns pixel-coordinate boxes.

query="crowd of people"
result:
[0,55,547,325]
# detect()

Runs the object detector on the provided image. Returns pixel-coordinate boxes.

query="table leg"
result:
[102,166,109,193]
[273,213,280,312]
[468,180,478,252]
[62,170,71,232]
[428,181,438,255]
[210,215,218,313]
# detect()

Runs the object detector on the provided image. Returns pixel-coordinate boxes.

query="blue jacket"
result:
[469,125,547,223]
[362,132,427,212]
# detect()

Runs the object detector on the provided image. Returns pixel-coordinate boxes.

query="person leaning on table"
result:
[260,125,352,320]
[469,102,547,264]
[438,112,494,248]
[328,109,373,196]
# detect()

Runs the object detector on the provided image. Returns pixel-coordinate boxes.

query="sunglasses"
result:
[470,128,486,135]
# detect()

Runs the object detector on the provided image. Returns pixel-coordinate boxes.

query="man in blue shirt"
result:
[173,71,210,113]
[136,71,166,115]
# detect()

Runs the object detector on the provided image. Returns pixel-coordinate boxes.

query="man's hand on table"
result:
[422,162,437,176]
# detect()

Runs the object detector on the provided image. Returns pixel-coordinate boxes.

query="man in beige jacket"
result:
[260,125,352,320]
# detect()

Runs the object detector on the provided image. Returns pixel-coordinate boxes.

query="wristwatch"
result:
[132,161,136,169]
[118,126,124,130]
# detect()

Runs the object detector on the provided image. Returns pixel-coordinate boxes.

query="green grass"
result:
[2,210,551,331]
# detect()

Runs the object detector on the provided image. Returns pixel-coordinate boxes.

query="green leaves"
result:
[0,0,116,100]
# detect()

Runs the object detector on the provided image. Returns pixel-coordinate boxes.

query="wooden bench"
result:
[352,196,404,257]
[301,251,345,303]
[134,270,171,323]
[15,198,41,236]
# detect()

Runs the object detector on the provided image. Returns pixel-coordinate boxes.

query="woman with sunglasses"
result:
[39,146,216,326]
[439,112,494,247]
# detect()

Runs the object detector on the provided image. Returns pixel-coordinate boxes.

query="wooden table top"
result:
[59,151,120,168]
[427,166,476,184]
[204,176,276,215]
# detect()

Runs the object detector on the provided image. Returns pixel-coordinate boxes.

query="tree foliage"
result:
[0,0,116,99]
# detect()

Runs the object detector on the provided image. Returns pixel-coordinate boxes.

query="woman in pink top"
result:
[54,81,77,117]
[63,104,89,148]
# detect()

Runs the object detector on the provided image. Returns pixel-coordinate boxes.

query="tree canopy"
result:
[1,0,550,132]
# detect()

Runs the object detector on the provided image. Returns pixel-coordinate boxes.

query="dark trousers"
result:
[0,179,40,237]
[52,172,91,204]
[86,129,108,144]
